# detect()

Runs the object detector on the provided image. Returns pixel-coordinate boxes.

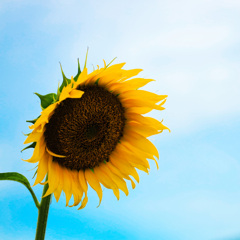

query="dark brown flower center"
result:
[44,84,126,170]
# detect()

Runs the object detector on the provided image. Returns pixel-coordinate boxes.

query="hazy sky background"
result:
[0,0,240,239]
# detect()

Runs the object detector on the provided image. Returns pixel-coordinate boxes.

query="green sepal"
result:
[0,172,40,209]
[90,168,94,173]
[73,58,81,82]
[84,47,89,70]
[26,115,40,124]
[56,82,61,101]
[21,142,36,152]
[59,62,71,93]
[106,57,117,69]
[35,93,57,109]
[95,78,100,85]
[103,160,107,164]
[32,169,38,179]
[22,132,30,136]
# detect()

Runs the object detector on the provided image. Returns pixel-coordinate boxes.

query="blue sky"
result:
[0,0,240,239]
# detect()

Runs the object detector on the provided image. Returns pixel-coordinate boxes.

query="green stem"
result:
[35,180,51,240]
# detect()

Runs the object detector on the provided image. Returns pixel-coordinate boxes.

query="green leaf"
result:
[73,58,81,82]
[21,142,36,152]
[35,93,57,109]
[59,62,71,93]
[0,172,40,209]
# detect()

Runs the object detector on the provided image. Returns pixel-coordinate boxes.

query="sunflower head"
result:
[23,56,169,209]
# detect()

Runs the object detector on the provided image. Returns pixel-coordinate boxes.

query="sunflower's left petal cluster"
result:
[23,77,86,187]
[23,60,169,210]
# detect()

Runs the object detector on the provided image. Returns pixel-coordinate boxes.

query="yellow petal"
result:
[33,151,50,186]
[98,72,123,86]
[29,103,57,130]
[69,170,84,207]
[107,62,126,71]
[106,82,127,94]
[122,130,159,159]
[107,78,155,95]
[23,136,45,163]
[121,140,155,161]
[85,169,103,207]
[54,185,62,202]
[120,90,167,103]
[122,99,165,111]
[107,162,136,189]
[125,121,159,137]
[103,59,107,68]
[83,68,104,85]
[109,153,139,183]
[76,67,88,85]
[101,63,126,76]
[94,166,120,200]
[69,89,84,99]
[43,161,60,198]
[24,128,43,144]
[121,140,159,169]
[144,117,170,132]
[78,170,88,193]
[46,147,66,158]
[125,107,152,114]
[153,158,159,170]
[125,112,169,132]
[78,195,88,210]
[119,69,143,82]
[101,164,129,196]
[122,78,155,90]
[89,63,125,85]
[62,168,73,206]
[117,144,150,170]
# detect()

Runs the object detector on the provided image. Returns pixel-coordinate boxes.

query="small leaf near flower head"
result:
[21,142,36,152]
[34,93,57,109]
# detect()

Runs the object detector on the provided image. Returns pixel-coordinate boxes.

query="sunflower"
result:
[23,57,169,210]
